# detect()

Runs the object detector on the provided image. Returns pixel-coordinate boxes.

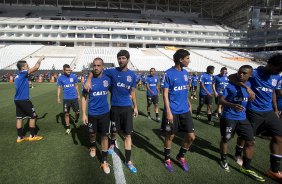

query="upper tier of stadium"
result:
[1,44,281,73]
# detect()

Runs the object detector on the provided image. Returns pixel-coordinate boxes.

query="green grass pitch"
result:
[0,83,279,184]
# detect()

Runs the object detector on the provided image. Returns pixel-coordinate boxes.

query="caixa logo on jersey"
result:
[103,80,109,87]
[70,78,74,83]
[184,75,188,82]
[127,76,132,82]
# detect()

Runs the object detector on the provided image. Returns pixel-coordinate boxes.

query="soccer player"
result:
[196,66,215,125]
[190,73,199,99]
[162,49,195,172]
[230,54,282,182]
[85,50,138,173]
[274,76,282,119]
[219,65,264,182]
[213,67,228,118]
[57,64,80,135]
[81,58,111,174]
[14,56,45,142]
[146,68,160,122]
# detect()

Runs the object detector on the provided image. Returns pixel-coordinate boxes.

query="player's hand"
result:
[232,104,245,112]
[133,108,138,117]
[215,92,218,97]
[57,98,61,104]
[84,80,92,92]
[246,87,255,101]
[37,56,45,63]
[77,95,81,101]
[207,93,212,97]
[166,111,173,123]
[275,110,280,118]
[82,114,88,125]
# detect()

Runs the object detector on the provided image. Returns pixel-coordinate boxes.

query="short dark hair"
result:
[150,68,156,71]
[239,65,253,71]
[173,49,190,63]
[207,65,215,72]
[268,54,282,66]
[220,67,227,71]
[16,60,27,70]
[117,50,130,59]
[93,57,104,64]
[63,64,70,70]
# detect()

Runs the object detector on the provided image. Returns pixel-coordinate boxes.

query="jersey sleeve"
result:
[131,73,137,88]
[103,67,114,77]
[199,74,204,83]
[57,77,62,86]
[21,70,29,78]
[276,78,282,90]
[74,74,78,83]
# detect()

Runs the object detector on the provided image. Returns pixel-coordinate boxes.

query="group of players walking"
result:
[13,49,282,182]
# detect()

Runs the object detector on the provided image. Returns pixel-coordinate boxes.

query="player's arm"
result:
[130,87,138,117]
[212,83,218,97]
[84,71,94,92]
[156,84,160,95]
[28,56,44,74]
[57,86,62,104]
[219,95,245,112]
[188,96,192,113]
[273,90,279,117]
[146,83,153,95]
[163,88,173,123]
[75,83,80,100]
[81,93,88,125]
[228,73,255,101]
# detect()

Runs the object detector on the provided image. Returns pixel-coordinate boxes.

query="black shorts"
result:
[14,100,37,119]
[199,95,213,105]
[63,99,80,113]
[165,112,194,135]
[110,106,133,135]
[247,110,282,137]
[191,86,197,92]
[220,118,254,141]
[147,95,159,105]
[87,112,111,136]
[215,96,219,105]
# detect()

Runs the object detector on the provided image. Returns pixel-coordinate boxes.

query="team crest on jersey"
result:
[155,79,157,82]
[70,78,73,82]
[127,76,132,82]
[272,79,278,87]
[103,80,109,87]
[184,75,188,82]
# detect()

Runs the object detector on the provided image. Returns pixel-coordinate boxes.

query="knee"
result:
[272,136,282,144]
[221,135,231,143]
[65,113,70,117]
[245,140,255,147]
[186,133,195,142]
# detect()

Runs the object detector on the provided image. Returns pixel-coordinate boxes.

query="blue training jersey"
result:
[14,70,29,100]
[213,74,229,95]
[146,75,159,96]
[104,67,136,106]
[248,66,280,112]
[162,67,190,114]
[57,73,78,99]
[191,75,199,87]
[222,82,250,120]
[82,74,111,116]
[200,73,213,95]
[276,76,282,110]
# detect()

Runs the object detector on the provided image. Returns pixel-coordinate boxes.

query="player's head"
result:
[149,68,156,76]
[237,65,253,82]
[206,65,215,74]
[17,60,29,71]
[266,54,282,75]
[117,50,130,69]
[173,49,190,67]
[63,64,71,76]
[220,67,227,75]
[93,57,104,77]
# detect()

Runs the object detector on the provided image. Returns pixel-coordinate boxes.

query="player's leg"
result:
[147,96,152,120]
[239,120,264,182]
[108,107,120,155]
[196,95,204,118]
[87,116,97,157]
[219,118,233,172]
[63,100,71,134]
[153,96,160,122]
[207,96,213,125]
[176,112,195,172]
[123,107,137,173]
[71,99,80,124]
[100,112,111,174]
[15,101,26,142]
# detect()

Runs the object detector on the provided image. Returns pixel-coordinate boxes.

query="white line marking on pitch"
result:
[112,142,126,184]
